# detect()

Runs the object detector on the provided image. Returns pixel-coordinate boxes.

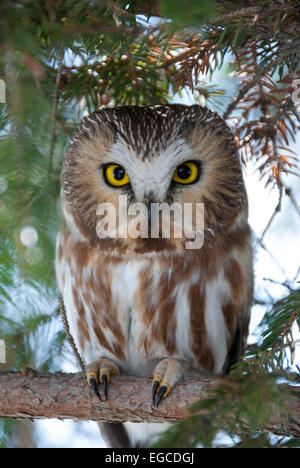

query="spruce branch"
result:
[222,55,281,120]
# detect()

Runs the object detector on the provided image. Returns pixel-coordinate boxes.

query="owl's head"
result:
[61,105,247,256]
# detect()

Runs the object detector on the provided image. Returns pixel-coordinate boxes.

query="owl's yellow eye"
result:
[104,164,130,187]
[172,161,200,185]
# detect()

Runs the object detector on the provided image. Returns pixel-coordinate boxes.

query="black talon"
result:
[155,385,168,408]
[89,377,101,401]
[152,380,160,406]
[102,373,108,400]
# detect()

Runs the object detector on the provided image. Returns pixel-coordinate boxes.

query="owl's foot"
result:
[86,358,119,401]
[152,358,182,408]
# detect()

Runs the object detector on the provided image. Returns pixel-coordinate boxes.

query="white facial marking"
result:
[104,137,195,202]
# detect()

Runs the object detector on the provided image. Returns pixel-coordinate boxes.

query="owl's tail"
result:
[98,422,132,448]
[98,422,164,448]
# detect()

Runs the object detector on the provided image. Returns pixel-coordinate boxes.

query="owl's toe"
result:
[152,377,161,406]
[86,358,119,401]
[154,383,171,408]
[99,368,111,400]
[152,358,182,408]
[87,373,102,401]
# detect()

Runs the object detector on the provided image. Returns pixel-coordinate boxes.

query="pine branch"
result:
[222,57,280,120]
[0,371,299,439]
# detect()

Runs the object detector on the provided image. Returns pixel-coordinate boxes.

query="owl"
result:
[56,104,253,447]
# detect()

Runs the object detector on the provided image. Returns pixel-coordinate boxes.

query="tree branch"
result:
[0,371,299,438]
[0,371,213,423]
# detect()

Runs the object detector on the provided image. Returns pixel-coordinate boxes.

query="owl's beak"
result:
[146,200,153,228]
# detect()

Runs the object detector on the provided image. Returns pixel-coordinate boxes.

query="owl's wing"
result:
[223,312,250,374]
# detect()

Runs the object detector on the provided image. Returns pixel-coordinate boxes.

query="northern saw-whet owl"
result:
[56,104,253,447]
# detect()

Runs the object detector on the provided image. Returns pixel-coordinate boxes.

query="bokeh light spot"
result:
[20,226,38,248]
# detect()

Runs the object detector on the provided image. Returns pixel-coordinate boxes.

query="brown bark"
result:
[0,371,299,438]
[0,371,213,423]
